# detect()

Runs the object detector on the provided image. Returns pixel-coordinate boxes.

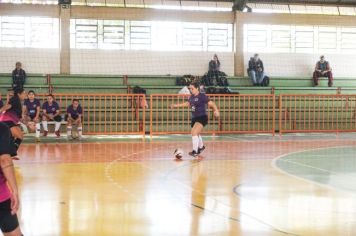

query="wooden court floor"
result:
[13,134,356,236]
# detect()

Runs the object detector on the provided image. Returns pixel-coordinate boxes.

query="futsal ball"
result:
[71,130,79,139]
[174,148,183,159]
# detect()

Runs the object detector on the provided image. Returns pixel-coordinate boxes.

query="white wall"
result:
[71,50,234,75]
[0,48,60,74]
[244,53,356,77]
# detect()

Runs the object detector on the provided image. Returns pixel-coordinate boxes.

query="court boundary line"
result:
[102,140,300,236]
[271,145,356,199]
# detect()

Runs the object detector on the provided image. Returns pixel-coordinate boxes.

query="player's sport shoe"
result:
[43,130,48,137]
[188,150,199,157]
[55,130,60,137]
[198,146,205,154]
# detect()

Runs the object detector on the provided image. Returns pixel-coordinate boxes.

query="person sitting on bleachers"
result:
[209,54,220,72]
[207,54,221,85]
[23,90,41,142]
[313,55,333,87]
[66,99,83,139]
[42,94,62,137]
[247,54,265,86]
[12,62,26,90]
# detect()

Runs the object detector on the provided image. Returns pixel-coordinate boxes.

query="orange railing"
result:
[36,94,146,135]
[26,93,356,135]
[279,94,356,134]
[149,94,275,135]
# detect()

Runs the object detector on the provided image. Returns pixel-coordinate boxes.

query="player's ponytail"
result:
[13,87,24,97]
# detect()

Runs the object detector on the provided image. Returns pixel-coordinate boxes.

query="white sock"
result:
[192,136,199,152]
[78,126,82,137]
[198,135,204,149]
[55,122,61,132]
[35,123,41,138]
[67,126,72,136]
[42,121,48,131]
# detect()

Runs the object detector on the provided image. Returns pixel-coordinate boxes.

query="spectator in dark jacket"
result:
[209,54,220,72]
[12,62,26,90]
[206,54,227,86]
[248,54,265,86]
[313,55,333,87]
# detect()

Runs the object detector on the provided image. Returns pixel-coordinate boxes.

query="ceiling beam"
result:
[170,0,356,7]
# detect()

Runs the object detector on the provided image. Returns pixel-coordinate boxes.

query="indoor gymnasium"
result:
[1,0,356,235]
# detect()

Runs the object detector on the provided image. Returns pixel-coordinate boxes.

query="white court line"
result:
[271,145,356,200]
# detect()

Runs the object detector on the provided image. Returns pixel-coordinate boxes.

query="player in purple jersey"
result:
[66,99,83,139]
[23,90,41,141]
[42,94,62,137]
[171,82,219,157]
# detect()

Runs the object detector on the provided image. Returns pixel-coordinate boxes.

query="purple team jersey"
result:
[42,101,60,115]
[67,105,82,118]
[24,98,40,118]
[188,93,209,118]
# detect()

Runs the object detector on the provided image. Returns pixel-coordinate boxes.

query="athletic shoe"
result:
[43,130,48,137]
[198,146,205,154]
[55,131,60,137]
[188,150,199,157]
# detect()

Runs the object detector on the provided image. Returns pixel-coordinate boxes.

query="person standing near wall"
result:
[313,55,333,87]
[11,62,26,90]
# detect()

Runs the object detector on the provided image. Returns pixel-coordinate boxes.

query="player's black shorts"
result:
[1,121,18,129]
[0,199,19,233]
[28,115,38,121]
[65,114,79,121]
[0,123,15,156]
[191,115,208,128]
[49,115,62,122]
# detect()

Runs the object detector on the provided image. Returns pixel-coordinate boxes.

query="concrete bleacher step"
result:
[50,74,124,86]
[127,75,177,86]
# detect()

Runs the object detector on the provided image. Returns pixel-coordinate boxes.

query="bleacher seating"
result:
[2,73,356,134]
[3,72,356,95]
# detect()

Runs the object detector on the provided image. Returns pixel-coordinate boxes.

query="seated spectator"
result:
[313,55,333,87]
[209,54,220,72]
[248,54,265,86]
[23,90,41,142]
[207,54,221,86]
[66,99,83,139]
[12,62,26,90]
[42,94,61,137]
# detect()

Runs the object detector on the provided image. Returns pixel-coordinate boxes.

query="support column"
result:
[60,5,71,74]
[234,12,244,76]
